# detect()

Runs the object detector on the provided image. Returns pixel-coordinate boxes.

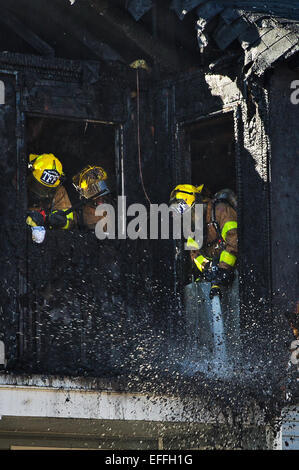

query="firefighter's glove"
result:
[201,264,213,282]
[47,210,68,229]
[211,266,234,287]
[209,267,234,299]
[26,210,46,227]
[195,268,213,283]
[193,259,213,283]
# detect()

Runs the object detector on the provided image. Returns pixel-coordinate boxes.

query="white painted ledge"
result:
[0,384,213,423]
[0,374,267,426]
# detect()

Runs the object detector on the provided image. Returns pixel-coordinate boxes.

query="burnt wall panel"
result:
[269,64,299,317]
[235,85,275,362]
[174,71,242,122]
[150,83,177,286]
[121,80,178,341]
[174,72,225,120]
[23,77,126,122]
[149,83,184,341]
[0,72,20,367]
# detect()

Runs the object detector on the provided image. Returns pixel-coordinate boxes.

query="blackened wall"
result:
[269,64,299,317]
[0,52,296,398]
[0,72,19,366]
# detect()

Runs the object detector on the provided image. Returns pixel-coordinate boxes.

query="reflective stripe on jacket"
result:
[189,199,238,271]
[51,185,75,230]
[28,185,75,230]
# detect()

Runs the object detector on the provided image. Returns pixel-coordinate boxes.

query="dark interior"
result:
[20,117,125,375]
[181,112,236,285]
[188,112,236,195]
[26,116,117,211]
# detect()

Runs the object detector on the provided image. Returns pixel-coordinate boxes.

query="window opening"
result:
[20,116,120,374]
[181,112,240,368]
[26,116,117,232]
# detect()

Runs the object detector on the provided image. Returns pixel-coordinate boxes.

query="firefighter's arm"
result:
[49,185,75,230]
[216,203,238,270]
[26,208,46,227]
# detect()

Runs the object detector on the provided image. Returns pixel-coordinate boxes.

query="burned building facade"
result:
[0,0,298,450]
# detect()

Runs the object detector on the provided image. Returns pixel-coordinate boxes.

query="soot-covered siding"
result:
[0,72,19,368]
[269,64,299,318]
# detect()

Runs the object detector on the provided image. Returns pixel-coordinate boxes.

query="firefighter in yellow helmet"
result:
[72,165,111,231]
[169,184,238,298]
[26,153,74,242]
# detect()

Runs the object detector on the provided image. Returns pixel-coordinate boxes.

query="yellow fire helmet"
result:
[29,153,63,188]
[169,184,204,215]
[72,165,110,200]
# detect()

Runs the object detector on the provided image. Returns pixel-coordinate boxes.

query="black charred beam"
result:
[217,1,299,21]
[15,0,125,63]
[62,23,125,63]
[84,0,180,72]
[0,8,55,57]
[213,16,251,50]
[126,0,153,21]
[48,0,125,63]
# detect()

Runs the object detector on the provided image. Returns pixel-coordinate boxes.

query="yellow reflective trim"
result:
[219,250,237,267]
[62,209,73,230]
[26,216,37,227]
[187,237,200,250]
[66,211,73,220]
[221,221,237,241]
[194,254,209,272]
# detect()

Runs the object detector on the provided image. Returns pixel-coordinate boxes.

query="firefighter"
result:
[26,153,74,243]
[169,184,238,298]
[72,165,112,231]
